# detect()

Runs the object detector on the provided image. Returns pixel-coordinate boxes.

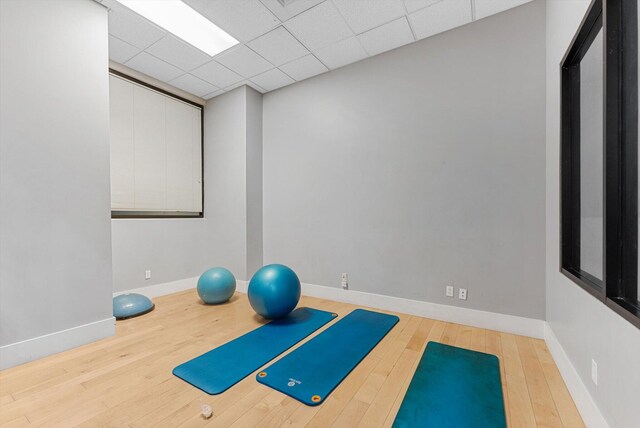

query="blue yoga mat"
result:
[256,309,399,405]
[393,342,506,428]
[173,307,336,394]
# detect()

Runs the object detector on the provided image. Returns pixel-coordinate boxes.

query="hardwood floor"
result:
[0,290,584,427]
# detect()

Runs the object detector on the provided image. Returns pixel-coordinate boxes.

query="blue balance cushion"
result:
[113,293,154,319]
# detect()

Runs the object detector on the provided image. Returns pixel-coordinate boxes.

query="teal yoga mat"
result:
[393,342,506,428]
[256,309,399,405]
[173,307,336,394]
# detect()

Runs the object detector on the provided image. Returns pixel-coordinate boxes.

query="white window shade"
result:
[109,74,203,216]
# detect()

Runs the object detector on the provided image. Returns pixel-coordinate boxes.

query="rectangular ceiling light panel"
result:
[116,0,238,56]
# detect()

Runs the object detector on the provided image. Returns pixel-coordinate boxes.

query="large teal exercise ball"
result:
[248,264,301,319]
[197,267,236,304]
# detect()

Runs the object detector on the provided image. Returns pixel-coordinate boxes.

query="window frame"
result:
[560,0,605,300]
[603,0,640,325]
[560,0,640,328]
[109,69,205,219]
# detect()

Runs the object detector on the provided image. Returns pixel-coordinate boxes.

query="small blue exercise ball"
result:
[248,264,301,319]
[197,267,236,304]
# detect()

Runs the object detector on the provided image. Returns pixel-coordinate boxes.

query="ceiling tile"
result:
[358,17,414,56]
[214,45,274,78]
[279,54,328,81]
[109,35,140,64]
[183,0,280,43]
[284,2,353,51]
[332,0,406,34]
[104,0,165,49]
[169,74,219,97]
[224,80,266,93]
[409,0,472,40]
[145,35,212,72]
[250,68,295,91]
[474,0,532,20]
[314,37,368,70]
[191,60,244,88]
[403,0,441,14]
[125,52,185,82]
[247,27,309,66]
[259,0,325,21]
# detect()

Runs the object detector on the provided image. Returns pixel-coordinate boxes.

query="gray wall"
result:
[246,87,264,277]
[0,0,113,345]
[262,0,546,319]
[111,86,263,291]
[546,1,640,426]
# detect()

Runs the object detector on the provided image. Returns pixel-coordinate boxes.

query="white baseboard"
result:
[236,280,249,292]
[300,282,545,338]
[113,277,250,298]
[544,323,609,428]
[115,278,543,338]
[113,276,200,298]
[0,317,115,370]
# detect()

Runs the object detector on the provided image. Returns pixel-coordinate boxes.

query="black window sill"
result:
[561,267,604,301]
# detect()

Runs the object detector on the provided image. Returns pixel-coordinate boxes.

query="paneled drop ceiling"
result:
[100,0,534,100]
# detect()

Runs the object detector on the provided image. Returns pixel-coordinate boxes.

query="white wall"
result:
[262,0,546,320]
[546,1,640,426]
[111,86,263,291]
[246,87,264,277]
[0,0,114,367]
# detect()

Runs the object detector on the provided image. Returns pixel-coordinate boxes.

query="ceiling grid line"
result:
[400,0,419,42]
[328,0,369,59]
[263,20,333,71]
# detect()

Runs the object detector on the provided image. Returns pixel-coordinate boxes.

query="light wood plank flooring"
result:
[0,290,584,427]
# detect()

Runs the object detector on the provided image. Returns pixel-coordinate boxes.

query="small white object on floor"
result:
[200,403,213,419]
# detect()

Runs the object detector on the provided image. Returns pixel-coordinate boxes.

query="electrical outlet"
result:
[341,273,348,289]
[446,285,454,297]
[145,270,151,280]
[591,359,598,385]
[458,288,467,300]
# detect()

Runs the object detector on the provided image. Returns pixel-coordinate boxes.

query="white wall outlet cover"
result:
[458,288,467,300]
[341,272,348,289]
[446,285,454,297]
[145,270,151,280]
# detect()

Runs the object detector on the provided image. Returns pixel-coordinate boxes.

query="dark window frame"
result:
[560,0,605,300]
[561,0,640,328]
[604,0,640,325]
[109,68,205,220]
